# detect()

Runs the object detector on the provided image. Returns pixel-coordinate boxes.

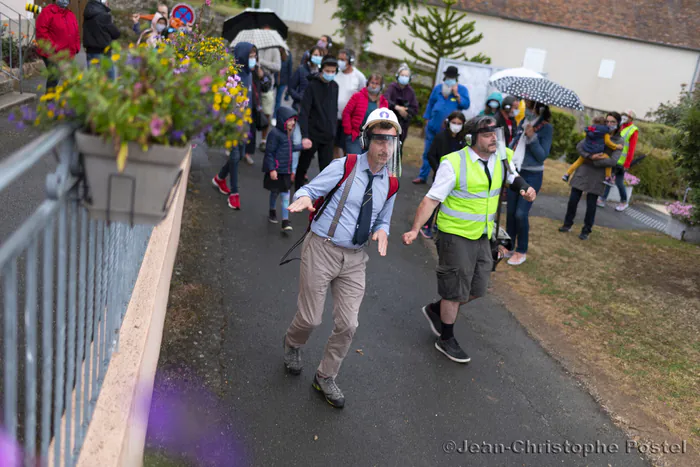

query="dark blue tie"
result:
[353,170,375,245]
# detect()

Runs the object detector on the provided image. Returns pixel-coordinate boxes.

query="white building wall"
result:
[284,0,699,115]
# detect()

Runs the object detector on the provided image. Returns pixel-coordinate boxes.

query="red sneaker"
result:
[228,193,240,210]
[212,175,230,195]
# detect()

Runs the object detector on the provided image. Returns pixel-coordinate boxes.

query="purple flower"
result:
[150,116,165,137]
[198,76,213,87]
[47,102,56,112]
[16,121,25,130]
[126,55,142,67]
[171,130,184,141]
[8,113,15,122]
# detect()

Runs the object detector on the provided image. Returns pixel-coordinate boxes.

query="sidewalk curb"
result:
[0,92,36,114]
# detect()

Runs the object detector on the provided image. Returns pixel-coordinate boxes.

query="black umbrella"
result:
[491,77,584,111]
[222,9,288,43]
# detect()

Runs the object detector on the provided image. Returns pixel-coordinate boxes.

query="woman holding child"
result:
[559,112,624,240]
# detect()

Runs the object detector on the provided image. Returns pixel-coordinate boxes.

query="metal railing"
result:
[1,0,36,93]
[0,126,152,466]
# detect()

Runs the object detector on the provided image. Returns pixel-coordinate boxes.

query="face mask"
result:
[621,116,629,124]
[323,73,336,82]
[248,58,256,69]
[156,24,166,33]
[512,109,520,117]
[57,0,69,8]
[310,55,322,66]
[444,79,457,87]
[337,60,347,71]
[316,40,327,49]
[368,85,380,95]
[608,123,617,131]
[449,123,463,134]
[488,101,499,109]
[398,75,410,86]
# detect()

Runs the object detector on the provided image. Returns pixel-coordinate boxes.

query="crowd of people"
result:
[31,2,641,409]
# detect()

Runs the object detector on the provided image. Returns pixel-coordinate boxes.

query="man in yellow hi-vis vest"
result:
[402,116,536,363]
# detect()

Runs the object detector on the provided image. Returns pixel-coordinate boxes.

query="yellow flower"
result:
[47,111,55,119]
[213,103,221,112]
[34,118,40,126]
[129,43,135,49]
[223,95,232,104]
[104,45,111,53]
[214,94,222,104]
[225,140,233,149]
[161,58,168,66]
[39,93,56,102]
[212,85,219,93]
[111,54,120,62]
[225,114,235,123]
[76,73,83,81]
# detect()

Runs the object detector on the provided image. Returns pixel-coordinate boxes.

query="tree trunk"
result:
[344,20,367,67]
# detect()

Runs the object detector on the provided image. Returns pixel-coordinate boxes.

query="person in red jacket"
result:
[36,0,80,91]
[342,73,389,154]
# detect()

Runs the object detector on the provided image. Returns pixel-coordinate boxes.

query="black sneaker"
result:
[281,219,293,231]
[579,232,589,240]
[558,226,571,233]
[435,337,471,363]
[268,209,278,224]
[561,174,570,182]
[421,304,441,337]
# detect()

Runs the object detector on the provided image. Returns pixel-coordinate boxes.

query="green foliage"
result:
[394,0,490,88]
[328,0,418,51]
[672,87,700,222]
[549,109,583,161]
[646,85,694,127]
[410,81,433,126]
[635,121,677,150]
[629,148,684,200]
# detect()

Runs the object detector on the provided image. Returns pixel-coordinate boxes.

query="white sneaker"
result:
[615,203,629,212]
[503,250,514,259]
[596,199,606,208]
[507,254,527,266]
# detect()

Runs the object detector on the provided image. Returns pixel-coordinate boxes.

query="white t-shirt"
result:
[426,147,519,202]
[336,68,367,119]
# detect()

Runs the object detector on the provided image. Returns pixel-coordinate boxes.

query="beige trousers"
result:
[285,233,368,378]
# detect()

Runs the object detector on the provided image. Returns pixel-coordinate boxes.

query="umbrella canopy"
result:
[222,8,288,43]
[231,29,289,52]
[489,67,543,83]
[491,77,584,111]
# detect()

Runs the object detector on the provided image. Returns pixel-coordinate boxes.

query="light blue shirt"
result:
[294,153,396,249]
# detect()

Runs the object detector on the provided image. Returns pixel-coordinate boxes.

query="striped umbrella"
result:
[491,77,584,111]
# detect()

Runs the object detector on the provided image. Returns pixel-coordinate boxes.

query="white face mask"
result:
[449,123,463,134]
[156,24,166,33]
[621,116,629,124]
[512,108,520,117]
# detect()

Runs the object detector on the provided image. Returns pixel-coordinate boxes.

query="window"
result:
[523,48,547,73]
[598,59,616,79]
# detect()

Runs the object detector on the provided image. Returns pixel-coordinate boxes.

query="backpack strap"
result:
[386,176,399,200]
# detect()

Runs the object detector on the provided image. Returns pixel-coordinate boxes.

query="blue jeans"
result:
[506,169,543,254]
[345,135,363,155]
[602,165,627,203]
[217,145,242,194]
[86,52,116,80]
[418,127,437,180]
[273,84,287,119]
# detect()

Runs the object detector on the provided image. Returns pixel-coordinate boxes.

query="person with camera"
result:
[384,63,419,144]
[402,116,535,363]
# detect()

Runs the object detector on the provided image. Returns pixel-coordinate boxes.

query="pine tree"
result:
[394,0,490,87]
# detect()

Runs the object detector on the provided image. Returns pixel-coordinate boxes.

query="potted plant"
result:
[607,172,640,203]
[665,201,700,243]
[10,40,251,225]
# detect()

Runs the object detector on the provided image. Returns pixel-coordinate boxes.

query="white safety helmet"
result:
[360,108,402,177]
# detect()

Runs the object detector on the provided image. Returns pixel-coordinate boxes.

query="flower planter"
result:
[664,217,700,244]
[606,185,633,203]
[76,132,190,226]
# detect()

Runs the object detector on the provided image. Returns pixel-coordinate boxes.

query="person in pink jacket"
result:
[35,0,80,91]
[342,73,388,154]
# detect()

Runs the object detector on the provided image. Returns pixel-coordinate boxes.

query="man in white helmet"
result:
[283,109,402,409]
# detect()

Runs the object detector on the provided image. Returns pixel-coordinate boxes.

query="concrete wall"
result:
[285,0,700,116]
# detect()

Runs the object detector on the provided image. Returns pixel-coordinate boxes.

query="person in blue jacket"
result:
[413,66,470,184]
[288,46,324,111]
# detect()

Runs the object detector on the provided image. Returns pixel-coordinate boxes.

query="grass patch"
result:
[540,158,572,197]
[402,126,425,170]
[498,216,700,443]
[189,0,244,17]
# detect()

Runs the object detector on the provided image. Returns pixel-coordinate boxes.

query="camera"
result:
[491,226,513,271]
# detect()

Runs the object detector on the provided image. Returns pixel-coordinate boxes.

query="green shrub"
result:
[671,88,700,222]
[628,147,684,200]
[410,82,432,127]
[636,121,677,150]
[550,108,583,161]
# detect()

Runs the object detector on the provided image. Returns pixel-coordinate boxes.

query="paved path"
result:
[146,147,651,467]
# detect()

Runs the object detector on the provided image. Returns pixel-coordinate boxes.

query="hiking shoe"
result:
[579,232,589,240]
[283,336,302,375]
[313,374,345,408]
[212,175,230,195]
[281,219,293,231]
[558,226,571,233]
[603,177,615,187]
[420,225,433,239]
[412,177,426,185]
[258,140,266,152]
[561,174,570,182]
[596,198,606,208]
[244,154,254,165]
[615,202,629,212]
[435,337,471,363]
[269,209,278,224]
[227,193,241,210]
[421,304,441,337]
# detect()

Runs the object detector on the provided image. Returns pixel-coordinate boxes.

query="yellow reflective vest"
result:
[617,124,639,167]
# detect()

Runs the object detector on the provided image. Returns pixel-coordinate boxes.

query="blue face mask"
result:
[323,73,336,82]
[444,79,457,87]
[310,55,322,66]
[248,58,256,69]
[398,76,410,85]
[488,101,500,109]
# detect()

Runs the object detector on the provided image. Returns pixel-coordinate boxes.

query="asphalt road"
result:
[146,145,651,467]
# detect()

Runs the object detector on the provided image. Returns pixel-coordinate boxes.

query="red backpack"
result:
[280,154,399,265]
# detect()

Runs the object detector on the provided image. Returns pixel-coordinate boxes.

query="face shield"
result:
[469,125,505,158]
[367,132,402,177]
